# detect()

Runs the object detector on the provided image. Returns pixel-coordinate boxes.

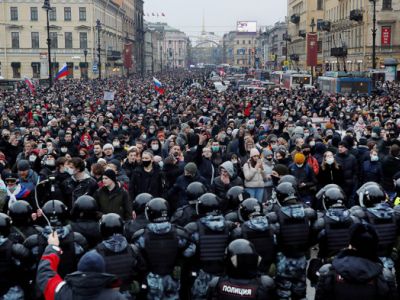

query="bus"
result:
[282,73,313,90]
[270,71,284,86]
[0,79,22,91]
[318,73,372,95]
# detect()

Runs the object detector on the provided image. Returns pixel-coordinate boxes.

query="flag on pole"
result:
[153,77,165,95]
[24,76,36,95]
[55,63,69,80]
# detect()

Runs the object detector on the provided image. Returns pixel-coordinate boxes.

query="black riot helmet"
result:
[238,198,263,222]
[186,182,207,204]
[99,213,124,239]
[322,187,346,210]
[360,184,386,207]
[42,200,69,226]
[196,193,220,217]
[225,239,260,279]
[145,198,170,223]
[8,200,33,225]
[278,175,298,187]
[0,213,11,237]
[275,182,297,205]
[133,193,153,214]
[226,186,250,208]
[72,195,98,220]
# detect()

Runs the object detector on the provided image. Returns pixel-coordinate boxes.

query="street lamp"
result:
[369,0,377,69]
[42,0,52,87]
[96,19,102,79]
[83,49,88,79]
[310,17,316,79]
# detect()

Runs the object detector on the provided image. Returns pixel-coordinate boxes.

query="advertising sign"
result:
[237,21,257,33]
[381,26,391,46]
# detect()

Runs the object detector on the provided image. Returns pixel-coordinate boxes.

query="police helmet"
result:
[145,198,170,223]
[186,182,207,204]
[196,193,220,216]
[275,182,297,205]
[42,200,69,226]
[360,184,386,207]
[278,175,298,187]
[322,187,346,210]
[8,200,33,225]
[226,186,250,207]
[72,195,98,219]
[226,239,260,278]
[238,198,263,222]
[99,213,124,239]
[0,213,11,237]
[133,193,153,214]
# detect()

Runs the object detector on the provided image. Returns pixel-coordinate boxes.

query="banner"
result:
[381,26,391,46]
[103,91,115,101]
[123,43,133,69]
[306,33,318,67]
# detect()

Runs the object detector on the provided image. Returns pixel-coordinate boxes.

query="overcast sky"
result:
[143,0,287,38]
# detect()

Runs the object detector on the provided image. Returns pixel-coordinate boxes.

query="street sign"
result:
[92,64,98,73]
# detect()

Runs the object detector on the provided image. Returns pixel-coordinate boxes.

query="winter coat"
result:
[317,164,345,189]
[334,152,358,193]
[361,160,383,185]
[94,186,132,220]
[129,165,163,199]
[381,155,400,193]
[243,161,265,188]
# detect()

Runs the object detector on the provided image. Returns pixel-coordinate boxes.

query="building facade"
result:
[0,0,139,80]
[222,31,259,68]
[258,22,288,71]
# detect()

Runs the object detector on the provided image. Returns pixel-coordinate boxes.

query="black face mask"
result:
[142,160,151,167]
[271,175,280,187]
[260,141,268,147]
[303,150,310,156]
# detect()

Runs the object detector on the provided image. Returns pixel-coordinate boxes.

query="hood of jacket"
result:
[147,221,172,234]
[102,234,128,253]
[200,215,225,231]
[65,272,117,296]
[245,216,270,231]
[332,249,382,283]
[220,161,235,178]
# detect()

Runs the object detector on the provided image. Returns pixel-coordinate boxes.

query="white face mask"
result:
[46,160,55,167]
[326,157,334,165]
[296,163,303,168]
[112,141,120,147]
[29,155,37,162]
[371,155,379,162]
[151,144,159,151]
[309,141,316,147]
[61,147,68,153]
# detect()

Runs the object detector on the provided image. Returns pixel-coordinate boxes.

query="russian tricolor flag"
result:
[55,63,69,80]
[24,76,36,95]
[153,77,165,95]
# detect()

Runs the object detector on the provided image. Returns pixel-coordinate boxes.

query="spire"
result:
[201,9,206,35]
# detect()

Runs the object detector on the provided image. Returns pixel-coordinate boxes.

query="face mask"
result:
[303,150,310,156]
[212,146,220,152]
[163,117,168,122]
[151,144,159,151]
[113,128,118,132]
[142,160,151,167]
[227,129,232,135]
[309,141,316,147]
[304,133,309,138]
[260,141,268,147]
[46,160,55,167]
[247,124,255,130]
[66,168,75,175]
[296,163,303,168]
[149,128,155,134]
[29,155,37,162]
[371,132,378,138]
[112,141,120,147]
[47,147,53,153]
[266,157,273,161]
[91,124,96,129]
[287,127,295,134]
[231,159,238,164]
[220,134,226,140]
[122,126,128,130]
[61,147,68,153]
[326,157,334,165]
[371,155,379,162]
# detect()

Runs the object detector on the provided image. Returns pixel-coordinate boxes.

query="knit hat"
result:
[294,153,305,164]
[77,250,106,273]
[338,140,349,149]
[349,223,379,260]
[103,169,117,184]
[263,149,273,157]
[372,126,381,135]
[184,162,197,176]
[250,148,260,158]
[109,159,121,171]
[103,143,114,151]
[17,160,30,171]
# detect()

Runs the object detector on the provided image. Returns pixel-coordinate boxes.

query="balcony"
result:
[290,14,300,24]
[349,9,363,22]
[298,30,306,38]
[331,47,348,57]
[290,54,299,61]
[107,50,121,61]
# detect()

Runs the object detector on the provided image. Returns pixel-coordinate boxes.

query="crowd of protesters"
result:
[0,70,399,299]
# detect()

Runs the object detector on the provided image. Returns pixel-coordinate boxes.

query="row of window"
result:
[327,0,392,22]
[235,40,255,45]
[10,6,87,21]
[11,32,88,49]
[10,63,78,79]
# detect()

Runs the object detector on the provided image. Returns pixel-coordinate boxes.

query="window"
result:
[242,40,245,44]
[65,32,72,49]
[32,63,40,78]
[317,40,322,53]
[236,40,239,45]
[49,7,56,21]
[79,7,86,21]
[317,0,323,10]
[11,32,19,49]
[31,32,39,48]
[64,7,71,21]
[10,7,18,21]
[282,47,287,56]
[248,40,251,44]
[50,32,58,48]
[11,63,20,78]
[382,0,392,10]
[79,32,87,49]
[30,7,38,21]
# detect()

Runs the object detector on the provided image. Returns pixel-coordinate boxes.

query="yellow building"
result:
[222,31,259,68]
[0,0,139,80]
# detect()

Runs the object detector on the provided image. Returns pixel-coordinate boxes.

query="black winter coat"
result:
[129,165,163,199]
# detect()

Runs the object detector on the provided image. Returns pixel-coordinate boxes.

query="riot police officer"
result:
[269,182,316,299]
[232,198,277,275]
[309,185,358,285]
[0,213,31,299]
[8,200,41,244]
[171,182,207,226]
[224,186,250,222]
[24,200,88,277]
[70,195,102,248]
[96,213,146,298]
[206,239,276,299]
[185,193,236,299]
[124,193,153,241]
[351,182,400,272]
[132,198,196,300]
